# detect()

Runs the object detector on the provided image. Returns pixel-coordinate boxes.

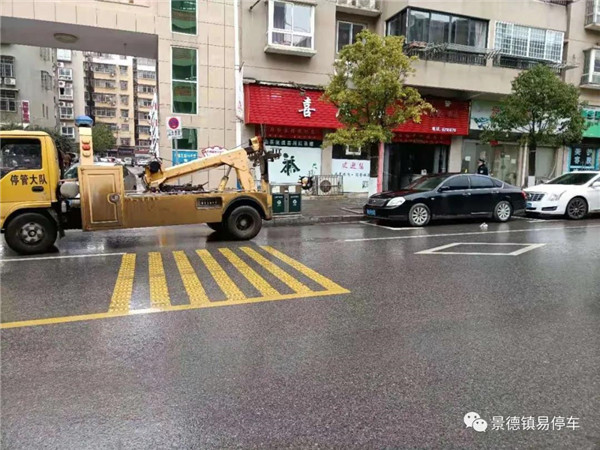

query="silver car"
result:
[63,162,138,191]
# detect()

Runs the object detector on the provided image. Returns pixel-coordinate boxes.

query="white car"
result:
[524,171,600,219]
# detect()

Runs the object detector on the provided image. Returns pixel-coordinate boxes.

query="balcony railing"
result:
[335,0,380,16]
[585,0,600,29]
[492,55,564,74]
[405,42,495,67]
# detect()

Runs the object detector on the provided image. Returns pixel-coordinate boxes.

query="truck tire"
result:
[5,212,58,255]
[206,222,224,232]
[225,205,262,240]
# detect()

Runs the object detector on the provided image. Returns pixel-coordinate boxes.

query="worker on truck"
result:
[0,116,279,255]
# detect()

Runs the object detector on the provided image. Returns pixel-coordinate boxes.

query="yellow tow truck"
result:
[0,117,280,255]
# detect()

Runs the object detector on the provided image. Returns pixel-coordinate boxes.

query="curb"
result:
[264,214,363,227]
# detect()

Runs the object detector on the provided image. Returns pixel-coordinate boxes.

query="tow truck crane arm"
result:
[142,136,274,192]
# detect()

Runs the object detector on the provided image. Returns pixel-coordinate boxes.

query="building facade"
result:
[56,48,86,141]
[0,44,57,129]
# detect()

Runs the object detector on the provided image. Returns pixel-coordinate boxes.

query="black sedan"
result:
[364,173,527,227]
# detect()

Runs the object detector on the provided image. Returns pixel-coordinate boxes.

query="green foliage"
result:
[481,64,587,151]
[322,30,432,148]
[0,122,75,155]
[92,123,116,153]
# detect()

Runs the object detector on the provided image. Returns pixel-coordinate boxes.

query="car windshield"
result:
[406,174,452,191]
[63,164,79,179]
[546,172,597,185]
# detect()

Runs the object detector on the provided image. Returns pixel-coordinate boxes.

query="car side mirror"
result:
[592,181,600,188]
[438,185,450,192]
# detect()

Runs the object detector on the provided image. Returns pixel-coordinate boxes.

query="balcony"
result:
[59,92,74,101]
[336,0,380,17]
[585,0,600,30]
[405,42,492,67]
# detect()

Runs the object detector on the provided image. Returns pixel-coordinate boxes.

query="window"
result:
[57,49,72,62]
[93,93,116,103]
[173,128,198,150]
[0,91,17,112]
[138,112,150,121]
[1,56,14,78]
[172,47,197,114]
[58,68,73,80]
[41,71,53,91]
[59,86,74,99]
[93,63,115,74]
[171,0,197,35]
[94,108,116,117]
[494,22,564,63]
[337,22,365,53]
[120,95,129,105]
[138,85,155,94]
[582,49,600,86]
[138,126,151,135]
[139,98,153,108]
[120,138,131,146]
[60,106,74,119]
[268,1,314,49]
[121,109,129,118]
[121,124,130,132]
[0,138,42,178]
[469,175,494,188]
[120,80,128,90]
[119,65,128,75]
[138,139,151,146]
[94,80,116,89]
[138,70,156,80]
[388,8,488,49]
[61,126,75,138]
[442,175,470,190]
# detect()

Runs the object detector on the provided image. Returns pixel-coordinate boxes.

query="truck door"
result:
[1,137,53,221]
[78,166,125,230]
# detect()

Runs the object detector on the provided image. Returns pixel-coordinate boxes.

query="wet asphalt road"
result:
[1,216,599,449]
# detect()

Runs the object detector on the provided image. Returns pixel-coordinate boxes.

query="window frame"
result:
[171,0,198,36]
[267,0,316,51]
[0,56,15,78]
[336,20,367,53]
[171,46,199,115]
[494,21,564,63]
[61,126,75,138]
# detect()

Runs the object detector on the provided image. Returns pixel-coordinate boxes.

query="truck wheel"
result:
[5,212,58,255]
[206,222,224,232]
[225,206,262,240]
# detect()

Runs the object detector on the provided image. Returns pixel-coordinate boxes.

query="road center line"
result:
[344,224,600,242]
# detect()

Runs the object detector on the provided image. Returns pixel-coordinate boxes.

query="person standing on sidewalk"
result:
[476,159,489,176]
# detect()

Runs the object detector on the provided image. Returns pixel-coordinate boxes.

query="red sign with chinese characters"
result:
[21,100,30,124]
[244,85,470,136]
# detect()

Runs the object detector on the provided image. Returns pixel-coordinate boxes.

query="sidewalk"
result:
[264,194,367,227]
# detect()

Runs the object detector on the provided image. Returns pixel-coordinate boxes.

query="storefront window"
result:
[173,128,198,150]
[172,47,197,114]
[569,147,599,170]
[171,0,197,35]
[462,141,519,185]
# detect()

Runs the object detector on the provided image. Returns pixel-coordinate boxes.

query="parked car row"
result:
[364,171,600,227]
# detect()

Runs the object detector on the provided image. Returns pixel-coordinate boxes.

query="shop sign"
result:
[332,159,370,192]
[172,150,198,165]
[265,139,321,183]
[298,97,316,118]
[582,106,600,138]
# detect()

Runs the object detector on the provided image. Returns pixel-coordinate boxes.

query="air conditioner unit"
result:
[57,62,65,68]
[58,81,66,88]
[110,72,116,77]
[3,77,16,86]
[345,145,361,156]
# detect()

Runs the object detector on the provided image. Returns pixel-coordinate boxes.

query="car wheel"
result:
[5,212,58,255]
[565,197,588,220]
[225,206,262,240]
[206,222,224,232]
[493,200,513,222]
[408,203,431,227]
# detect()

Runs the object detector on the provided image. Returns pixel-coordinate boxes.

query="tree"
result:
[481,64,587,177]
[322,30,432,189]
[92,123,116,153]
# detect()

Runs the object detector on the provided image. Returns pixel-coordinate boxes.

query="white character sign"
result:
[299,97,316,118]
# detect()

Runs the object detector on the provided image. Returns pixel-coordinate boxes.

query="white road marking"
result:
[340,207,364,215]
[415,242,546,256]
[0,252,126,263]
[360,221,417,231]
[345,224,600,242]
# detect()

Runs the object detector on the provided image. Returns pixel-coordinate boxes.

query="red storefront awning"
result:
[244,84,470,136]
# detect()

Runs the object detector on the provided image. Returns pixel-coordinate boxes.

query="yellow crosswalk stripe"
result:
[108,254,136,313]
[240,247,312,294]
[219,248,280,297]
[196,249,246,301]
[149,252,171,309]
[261,246,349,293]
[173,251,209,305]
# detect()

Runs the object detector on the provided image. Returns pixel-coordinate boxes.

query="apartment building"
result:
[56,48,86,141]
[133,57,157,153]
[240,0,599,191]
[0,44,57,129]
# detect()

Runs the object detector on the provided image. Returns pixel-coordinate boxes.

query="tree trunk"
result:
[528,140,537,177]
[377,141,384,192]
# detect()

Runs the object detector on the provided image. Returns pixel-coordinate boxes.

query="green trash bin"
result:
[288,193,301,213]
[272,194,286,214]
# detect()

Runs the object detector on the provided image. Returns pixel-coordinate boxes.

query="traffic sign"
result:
[166,116,182,139]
